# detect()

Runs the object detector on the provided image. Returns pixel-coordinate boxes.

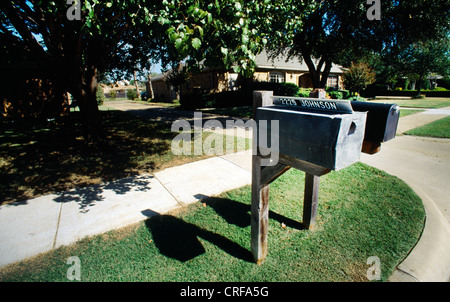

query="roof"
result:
[150,49,345,82]
[255,50,345,74]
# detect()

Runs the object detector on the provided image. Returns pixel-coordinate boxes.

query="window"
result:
[327,75,338,89]
[269,72,285,83]
[228,73,239,91]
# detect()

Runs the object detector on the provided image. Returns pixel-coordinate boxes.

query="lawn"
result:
[0,163,425,282]
[405,116,450,138]
[0,109,249,205]
[372,97,450,109]
[399,109,424,118]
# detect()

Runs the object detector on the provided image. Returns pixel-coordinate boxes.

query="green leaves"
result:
[159,0,271,76]
[191,38,202,50]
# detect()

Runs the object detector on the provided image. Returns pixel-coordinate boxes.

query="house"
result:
[101,82,143,99]
[148,50,345,101]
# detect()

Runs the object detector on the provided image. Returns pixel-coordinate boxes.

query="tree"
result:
[156,0,272,77]
[0,0,165,141]
[0,0,272,140]
[342,62,376,95]
[266,0,450,89]
[397,38,450,95]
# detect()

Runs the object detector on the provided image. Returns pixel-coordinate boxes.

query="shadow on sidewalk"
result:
[52,175,154,213]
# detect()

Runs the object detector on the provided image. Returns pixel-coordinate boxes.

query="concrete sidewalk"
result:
[397,106,450,134]
[0,150,253,269]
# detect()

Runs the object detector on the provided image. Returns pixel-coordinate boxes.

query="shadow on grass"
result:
[0,110,174,206]
[143,195,304,263]
[196,194,305,231]
[144,214,253,263]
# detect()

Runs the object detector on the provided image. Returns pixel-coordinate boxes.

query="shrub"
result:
[126,89,138,100]
[327,91,343,100]
[436,77,450,89]
[109,90,117,100]
[298,88,312,97]
[248,81,300,97]
[96,86,105,105]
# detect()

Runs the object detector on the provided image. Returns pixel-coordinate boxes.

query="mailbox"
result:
[250,92,400,264]
[255,97,367,171]
[350,101,400,154]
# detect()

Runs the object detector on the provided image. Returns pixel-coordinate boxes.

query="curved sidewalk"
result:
[361,107,450,282]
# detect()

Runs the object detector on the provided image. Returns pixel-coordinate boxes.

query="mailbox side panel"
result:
[256,107,364,170]
[334,111,367,170]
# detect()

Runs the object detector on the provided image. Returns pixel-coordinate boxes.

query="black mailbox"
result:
[350,101,400,154]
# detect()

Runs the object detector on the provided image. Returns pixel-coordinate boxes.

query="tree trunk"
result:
[417,74,424,96]
[302,54,332,89]
[71,67,102,143]
[319,61,332,89]
[147,72,154,99]
[133,70,140,98]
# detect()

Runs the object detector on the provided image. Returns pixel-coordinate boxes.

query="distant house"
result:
[147,50,345,101]
[101,83,141,99]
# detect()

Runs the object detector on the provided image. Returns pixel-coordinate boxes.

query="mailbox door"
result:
[351,101,399,142]
[255,106,366,171]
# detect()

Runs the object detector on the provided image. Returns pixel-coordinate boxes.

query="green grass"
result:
[372,97,450,109]
[0,110,249,205]
[201,106,253,119]
[405,116,450,138]
[0,163,425,282]
[399,109,425,118]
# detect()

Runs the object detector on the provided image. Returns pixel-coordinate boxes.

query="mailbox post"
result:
[250,91,398,264]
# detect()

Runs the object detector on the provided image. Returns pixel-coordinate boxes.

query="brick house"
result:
[147,50,345,101]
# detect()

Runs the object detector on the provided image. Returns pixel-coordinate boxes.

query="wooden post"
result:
[302,173,320,230]
[251,90,274,264]
[251,154,270,264]
[252,90,273,118]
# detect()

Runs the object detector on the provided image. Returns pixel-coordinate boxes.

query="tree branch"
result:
[1,2,47,59]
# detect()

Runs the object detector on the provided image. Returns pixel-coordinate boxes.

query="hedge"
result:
[363,89,450,98]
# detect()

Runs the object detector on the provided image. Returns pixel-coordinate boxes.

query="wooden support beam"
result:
[302,173,320,230]
[260,162,290,185]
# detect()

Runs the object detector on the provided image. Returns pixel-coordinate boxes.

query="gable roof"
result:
[150,49,346,82]
[255,50,345,74]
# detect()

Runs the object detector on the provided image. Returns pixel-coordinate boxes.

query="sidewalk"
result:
[361,106,450,282]
[396,106,450,134]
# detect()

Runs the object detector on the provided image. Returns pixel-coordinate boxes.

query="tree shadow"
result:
[0,110,173,206]
[52,174,154,213]
[144,214,253,263]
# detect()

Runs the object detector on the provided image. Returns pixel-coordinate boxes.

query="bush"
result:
[247,81,300,97]
[180,91,250,110]
[298,88,312,97]
[96,86,105,105]
[126,89,138,100]
[436,77,450,89]
[327,91,343,100]
[109,90,117,100]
